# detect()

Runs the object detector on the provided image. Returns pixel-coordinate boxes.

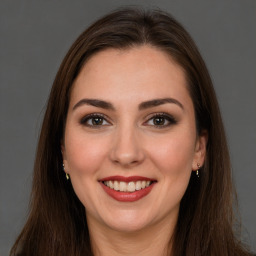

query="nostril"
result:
[109,132,146,166]
[110,150,145,166]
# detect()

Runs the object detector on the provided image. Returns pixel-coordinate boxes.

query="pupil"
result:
[92,117,103,125]
[154,117,165,125]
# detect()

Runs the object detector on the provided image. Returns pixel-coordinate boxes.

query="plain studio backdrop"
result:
[0,0,255,255]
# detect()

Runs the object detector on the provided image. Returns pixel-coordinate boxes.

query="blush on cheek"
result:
[67,141,108,177]
[154,141,192,161]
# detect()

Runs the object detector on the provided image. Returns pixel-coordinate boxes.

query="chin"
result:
[107,220,149,233]
[99,209,155,233]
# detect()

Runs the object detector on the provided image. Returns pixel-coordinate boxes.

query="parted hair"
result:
[11,7,252,256]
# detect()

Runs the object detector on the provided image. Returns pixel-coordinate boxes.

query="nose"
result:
[109,125,145,167]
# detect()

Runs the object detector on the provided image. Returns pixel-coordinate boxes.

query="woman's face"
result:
[62,46,207,232]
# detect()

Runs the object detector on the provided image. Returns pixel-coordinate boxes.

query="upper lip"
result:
[99,176,156,182]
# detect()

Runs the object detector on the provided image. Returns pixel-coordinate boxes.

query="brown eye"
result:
[91,117,104,125]
[145,113,177,128]
[153,117,166,126]
[80,114,110,127]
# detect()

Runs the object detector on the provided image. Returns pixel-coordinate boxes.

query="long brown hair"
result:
[11,7,252,256]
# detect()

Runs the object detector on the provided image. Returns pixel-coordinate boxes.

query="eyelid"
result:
[143,112,177,127]
[80,113,112,126]
[79,112,177,128]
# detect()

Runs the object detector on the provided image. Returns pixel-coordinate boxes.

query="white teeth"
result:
[127,182,136,192]
[103,180,152,192]
[109,180,114,189]
[114,181,119,191]
[119,181,127,192]
[135,181,142,190]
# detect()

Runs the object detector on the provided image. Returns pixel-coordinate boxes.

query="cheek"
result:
[148,132,196,177]
[151,134,195,208]
[64,131,110,211]
[65,131,109,177]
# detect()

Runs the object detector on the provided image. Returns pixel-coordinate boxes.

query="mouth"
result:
[102,180,154,192]
[99,176,157,202]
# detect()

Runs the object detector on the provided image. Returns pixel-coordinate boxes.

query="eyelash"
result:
[80,113,110,128]
[144,113,177,128]
[80,113,177,128]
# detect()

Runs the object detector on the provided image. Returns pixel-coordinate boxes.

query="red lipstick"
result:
[100,176,153,182]
[99,176,156,202]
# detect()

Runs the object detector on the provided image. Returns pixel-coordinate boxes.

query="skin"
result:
[62,46,207,256]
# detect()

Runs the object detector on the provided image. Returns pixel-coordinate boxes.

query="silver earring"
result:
[196,163,201,178]
[63,163,69,180]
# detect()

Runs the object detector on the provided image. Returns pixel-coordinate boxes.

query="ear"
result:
[192,130,208,170]
[61,140,68,171]
[61,140,66,160]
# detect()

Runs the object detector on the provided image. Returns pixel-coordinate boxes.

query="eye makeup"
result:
[144,112,177,128]
[79,111,178,130]
[80,113,111,127]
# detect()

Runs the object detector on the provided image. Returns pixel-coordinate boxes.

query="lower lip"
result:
[100,182,155,202]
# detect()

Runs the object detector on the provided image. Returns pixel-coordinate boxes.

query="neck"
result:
[87,215,176,256]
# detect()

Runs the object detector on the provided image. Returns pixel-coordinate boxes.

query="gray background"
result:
[0,0,255,255]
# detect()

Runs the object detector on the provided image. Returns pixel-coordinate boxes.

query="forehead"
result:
[70,46,192,108]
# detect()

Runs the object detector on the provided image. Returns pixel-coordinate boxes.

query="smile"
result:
[99,176,157,202]
[103,180,153,192]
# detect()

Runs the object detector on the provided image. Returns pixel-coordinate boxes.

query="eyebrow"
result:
[138,98,184,110]
[72,97,184,111]
[73,99,115,111]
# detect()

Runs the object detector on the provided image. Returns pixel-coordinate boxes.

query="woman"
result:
[10,7,253,256]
